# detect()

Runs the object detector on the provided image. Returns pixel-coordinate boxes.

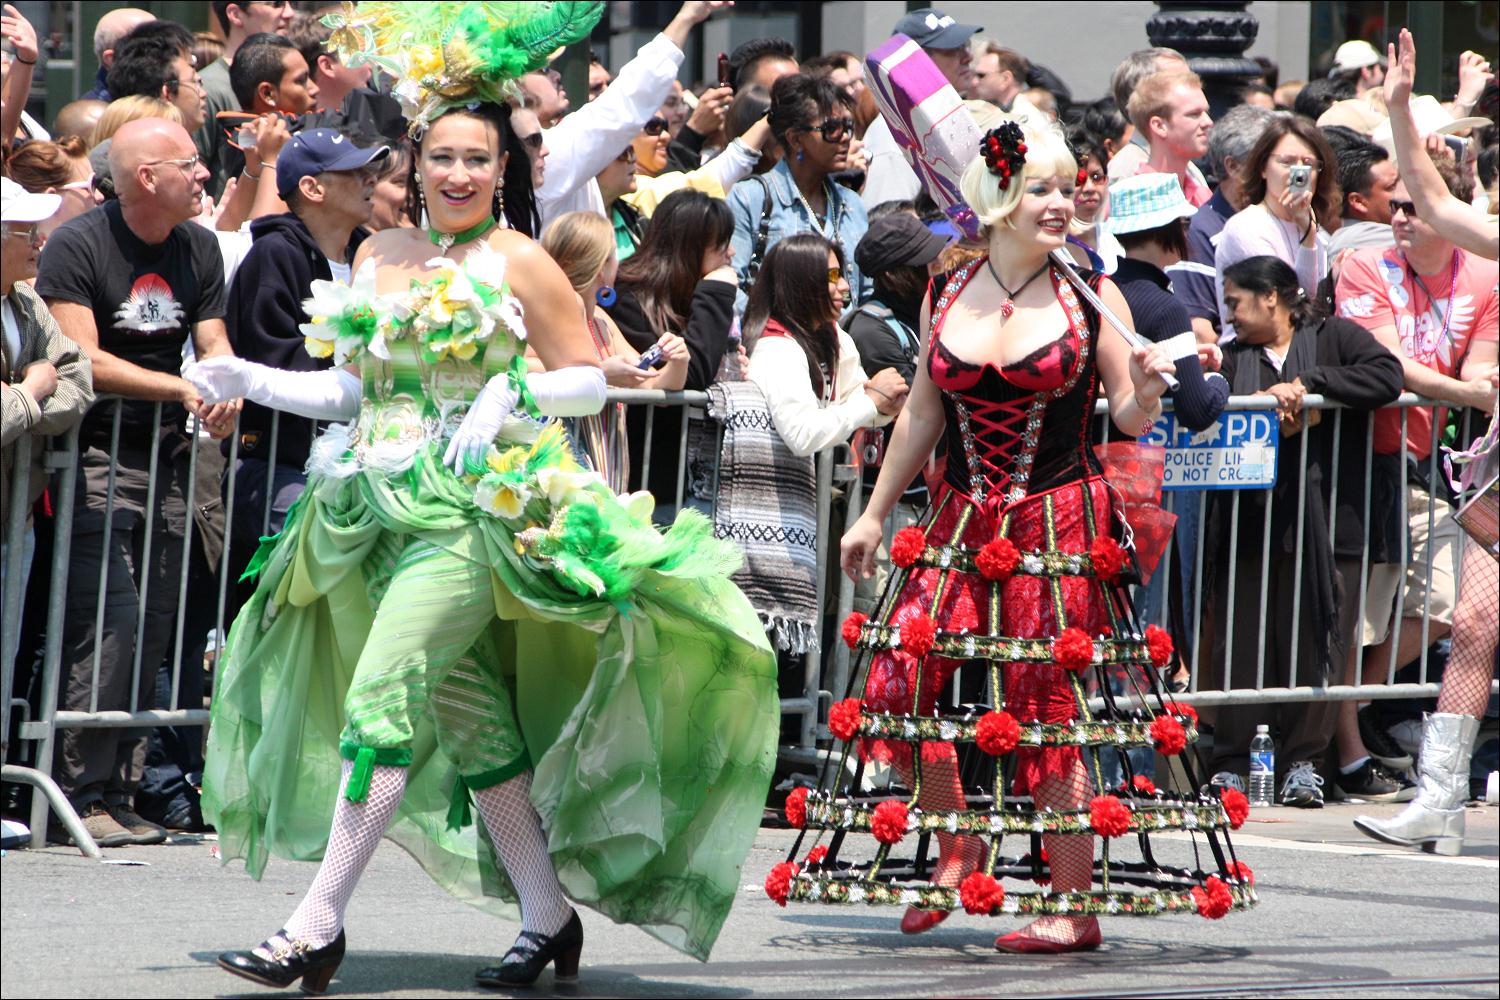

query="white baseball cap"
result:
[1330,40,1384,75]
[1,176,61,223]
[1371,94,1491,153]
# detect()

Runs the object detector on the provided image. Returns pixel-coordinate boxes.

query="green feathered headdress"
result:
[322,1,603,135]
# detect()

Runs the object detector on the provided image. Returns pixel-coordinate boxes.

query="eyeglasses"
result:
[168,76,205,96]
[1272,154,1319,170]
[144,154,202,173]
[795,118,855,143]
[2,224,40,241]
[641,117,669,137]
[515,131,544,151]
[827,267,844,283]
[1389,198,1417,218]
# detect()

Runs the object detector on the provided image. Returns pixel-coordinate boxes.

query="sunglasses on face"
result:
[827,267,844,283]
[616,146,637,164]
[515,131,544,151]
[642,118,669,137]
[796,118,855,143]
[1389,199,1417,218]
[1075,169,1106,186]
[59,175,95,193]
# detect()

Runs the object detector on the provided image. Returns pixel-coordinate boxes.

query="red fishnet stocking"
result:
[1437,539,1499,720]
[903,750,983,888]
[1003,757,1098,946]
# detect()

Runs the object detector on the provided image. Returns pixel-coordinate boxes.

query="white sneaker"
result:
[1387,719,1423,759]
[1279,760,1324,808]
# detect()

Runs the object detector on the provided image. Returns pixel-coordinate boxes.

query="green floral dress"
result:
[203,249,778,960]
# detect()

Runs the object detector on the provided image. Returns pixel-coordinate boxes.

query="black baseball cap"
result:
[276,128,390,199]
[892,8,984,50]
[855,214,949,275]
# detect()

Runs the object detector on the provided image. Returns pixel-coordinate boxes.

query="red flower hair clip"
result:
[981,121,1028,190]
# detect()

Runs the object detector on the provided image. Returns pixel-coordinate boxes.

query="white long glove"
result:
[529,364,606,417]
[183,356,361,421]
[444,374,520,474]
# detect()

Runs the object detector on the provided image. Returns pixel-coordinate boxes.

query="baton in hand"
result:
[1048,249,1180,391]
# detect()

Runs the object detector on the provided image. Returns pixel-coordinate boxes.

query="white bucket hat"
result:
[1102,173,1196,236]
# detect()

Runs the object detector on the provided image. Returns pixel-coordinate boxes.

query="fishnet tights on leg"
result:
[893,751,981,892]
[1437,540,1499,720]
[1004,758,1098,946]
[276,761,408,951]
[471,771,573,962]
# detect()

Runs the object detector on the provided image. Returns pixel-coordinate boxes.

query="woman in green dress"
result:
[184,3,778,992]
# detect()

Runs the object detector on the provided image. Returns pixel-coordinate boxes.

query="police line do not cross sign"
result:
[1141,410,1280,490]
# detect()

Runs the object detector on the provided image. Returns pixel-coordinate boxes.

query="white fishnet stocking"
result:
[277,761,407,950]
[1006,760,1098,946]
[1437,540,1498,720]
[471,772,573,962]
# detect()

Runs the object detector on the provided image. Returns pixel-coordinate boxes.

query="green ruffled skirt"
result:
[202,429,778,961]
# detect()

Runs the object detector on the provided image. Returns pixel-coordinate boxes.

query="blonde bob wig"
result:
[959,115,1076,234]
[541,211,615,295]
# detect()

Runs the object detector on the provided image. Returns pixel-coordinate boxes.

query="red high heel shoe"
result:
[900,907,950,934]
[995,918,1102,954]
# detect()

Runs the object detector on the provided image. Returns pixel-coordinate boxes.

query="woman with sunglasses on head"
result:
[795,119,1255,953]
[728,73,869,305]
[1062,126,1124,275]
[3,136,103,248]
[187,4,777,991]
[1213,113,1339,339]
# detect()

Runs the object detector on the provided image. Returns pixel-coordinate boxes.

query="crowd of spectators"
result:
[1,1,1496,846]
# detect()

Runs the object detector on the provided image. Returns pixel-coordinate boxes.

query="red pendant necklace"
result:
[987,258,1051,319]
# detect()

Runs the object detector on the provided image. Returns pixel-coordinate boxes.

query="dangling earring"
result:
[494,187,505,222]
[795,147,804,162]
[595,285,617,307]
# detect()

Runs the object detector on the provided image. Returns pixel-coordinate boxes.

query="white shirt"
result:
[328,259,352,285]
[747,326,892,457]
[537,33,685,229]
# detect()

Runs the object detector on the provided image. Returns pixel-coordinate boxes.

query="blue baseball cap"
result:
[276,128,390,199]
[892,8,984,50]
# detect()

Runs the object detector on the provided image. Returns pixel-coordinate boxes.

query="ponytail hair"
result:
[1222,254,1323,328]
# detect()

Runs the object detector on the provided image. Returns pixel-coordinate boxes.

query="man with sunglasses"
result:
[34,119,240,847]
[861,6,983,209]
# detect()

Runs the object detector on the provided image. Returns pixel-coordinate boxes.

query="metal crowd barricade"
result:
[4,389,1494,855]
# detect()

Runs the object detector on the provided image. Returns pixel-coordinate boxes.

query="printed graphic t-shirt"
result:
[36,200,226,443]
[1334,246,1498,459]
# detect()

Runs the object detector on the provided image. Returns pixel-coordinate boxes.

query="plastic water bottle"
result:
[1248,725,1275,807]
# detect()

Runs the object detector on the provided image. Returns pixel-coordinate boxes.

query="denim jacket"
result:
[727,159,869,314]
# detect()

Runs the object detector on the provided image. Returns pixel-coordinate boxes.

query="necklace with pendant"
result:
[986,258,1051,320]
[428,217,495,252]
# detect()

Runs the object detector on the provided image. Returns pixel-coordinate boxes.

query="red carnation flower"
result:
[784,787,809,829]
[975,537,1021,580]
[1191,875,1233,919]
[1053,627,1095,672]
[806,845,829,866]
[1227,861,1253,884]
[1166,701,1199,726]
[1150,714,1187,756]
[974,710,1021,756]
[1089,794,1132,838]
[901,616,938,659]
[1220,787,1250,829]
[890,527,927,568]
[841,611,868,650]
[870,800,909,844]
[764,861,800,907]
[1145,624,1174,667]
[959,872,1005,915]
[828,698,863,742]
[1131,774,1158,795]
[1089,535,1127,580]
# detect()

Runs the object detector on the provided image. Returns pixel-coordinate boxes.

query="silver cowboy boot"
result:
[1354,713,1480,856]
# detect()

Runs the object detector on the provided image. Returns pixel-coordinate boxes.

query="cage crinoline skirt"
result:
[770,475,1259,921]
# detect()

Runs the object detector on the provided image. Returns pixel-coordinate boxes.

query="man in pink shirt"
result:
[1335,178,1499,784]
[1125,70,1214,207]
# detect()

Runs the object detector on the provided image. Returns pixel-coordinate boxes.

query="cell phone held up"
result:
[1287,164,1311,194]
[636,344,667,370]
[718,52,732,88]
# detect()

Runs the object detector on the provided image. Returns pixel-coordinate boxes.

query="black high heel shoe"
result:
[217,930,346,994]
[474,911,583,988]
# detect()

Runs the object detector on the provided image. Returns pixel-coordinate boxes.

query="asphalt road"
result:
[3,801,1496,999]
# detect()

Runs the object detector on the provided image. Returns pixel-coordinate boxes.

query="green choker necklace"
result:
[429,217,496,251]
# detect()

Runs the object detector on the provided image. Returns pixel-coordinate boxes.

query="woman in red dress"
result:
[839,120,1177,952]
